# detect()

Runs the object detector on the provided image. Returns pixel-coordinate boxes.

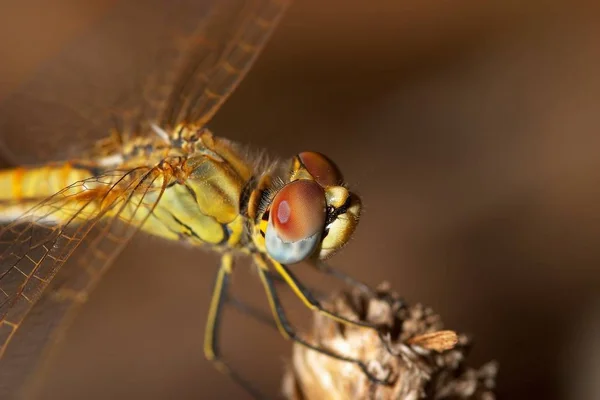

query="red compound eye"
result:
[270,180,326,242]
[298,152,343,187]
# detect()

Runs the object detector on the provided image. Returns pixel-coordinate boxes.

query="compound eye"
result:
[298,152,343,187]
[265,180,326,264]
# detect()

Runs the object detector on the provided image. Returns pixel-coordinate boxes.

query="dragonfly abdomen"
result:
[0,163,94,223]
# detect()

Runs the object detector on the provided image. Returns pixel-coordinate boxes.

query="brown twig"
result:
[283,282,498,400]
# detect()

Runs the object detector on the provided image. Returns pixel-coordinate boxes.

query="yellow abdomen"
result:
[0,163,94,223]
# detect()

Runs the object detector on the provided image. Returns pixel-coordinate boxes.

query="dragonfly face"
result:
[253,152,362,264]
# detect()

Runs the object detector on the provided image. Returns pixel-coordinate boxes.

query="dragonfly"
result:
[0,0,394,397]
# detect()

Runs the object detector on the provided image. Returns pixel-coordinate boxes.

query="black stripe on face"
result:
[262,209,270,222]
[325,195,351,226]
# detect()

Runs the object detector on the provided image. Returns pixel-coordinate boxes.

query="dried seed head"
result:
[283,282,497,400]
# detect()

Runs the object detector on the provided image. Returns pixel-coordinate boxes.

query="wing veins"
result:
[0,167,150,321]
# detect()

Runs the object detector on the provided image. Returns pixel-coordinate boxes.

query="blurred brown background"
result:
[1,0,600,399]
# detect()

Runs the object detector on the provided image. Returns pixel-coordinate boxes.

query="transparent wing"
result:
[1,0,208,163]
[0,0,289,164]
[159,0,290,128]
[0,165,169,374]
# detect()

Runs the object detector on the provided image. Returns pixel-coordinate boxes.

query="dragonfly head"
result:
[257,152,361,264]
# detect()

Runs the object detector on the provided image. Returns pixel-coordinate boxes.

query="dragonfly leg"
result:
[266,268,326,298]
[261,256,399,358]
[227,296,278,331]
[204,253,265,399]
[253,255,393,385]
[313,260,373,293]
[313,260,404,307]
[227,269,326,331]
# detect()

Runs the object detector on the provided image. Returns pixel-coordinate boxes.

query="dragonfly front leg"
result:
[204,253,265,399]
[259,256,400,363]
[313,260,404,308]
[253,255,393,385]
[313,259,373,293]
[228,269,331,331]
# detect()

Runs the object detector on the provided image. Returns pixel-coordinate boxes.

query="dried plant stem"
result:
[283,282,498,400]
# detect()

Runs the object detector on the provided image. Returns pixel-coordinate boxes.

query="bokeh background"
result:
[1,0,600,399]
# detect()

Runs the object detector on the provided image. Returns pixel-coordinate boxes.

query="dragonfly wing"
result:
[0,0,288,164]
[0,166,170,397]
[159,0,290,128]
[0,0,193,163]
